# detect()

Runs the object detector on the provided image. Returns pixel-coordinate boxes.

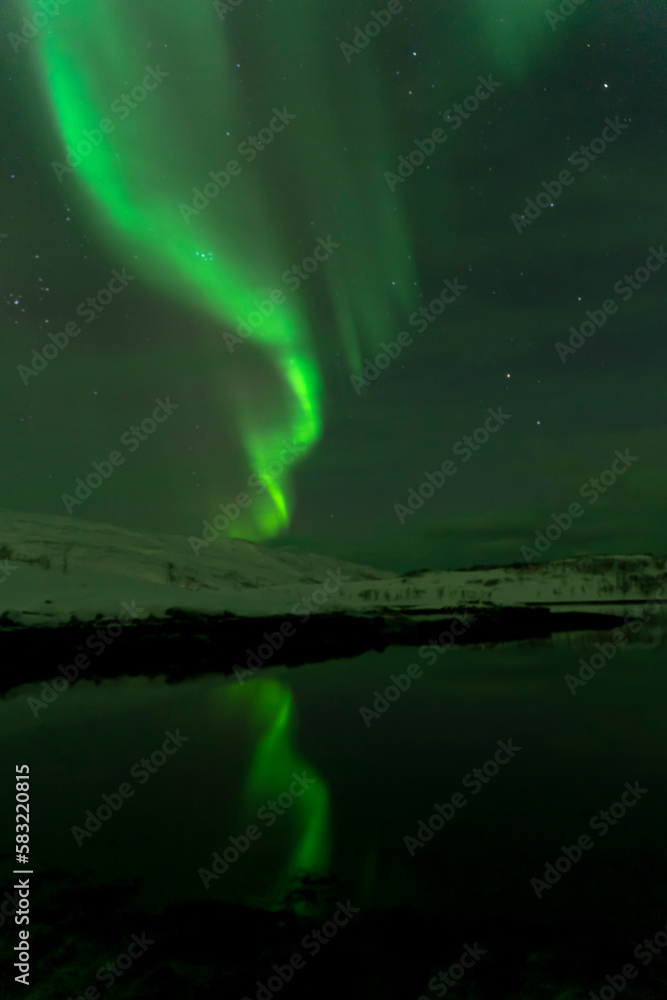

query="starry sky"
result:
[2,0,665,572]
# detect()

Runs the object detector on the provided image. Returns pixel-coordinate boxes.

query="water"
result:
[3,632,667,996]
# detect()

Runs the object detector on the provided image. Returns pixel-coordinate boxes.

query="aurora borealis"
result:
[10,0,423,544]
[2,2,667,994]
[2,0,665,571]
[217,677,331,901]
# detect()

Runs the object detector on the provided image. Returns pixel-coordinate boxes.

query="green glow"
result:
[26,0,418,540]
[245,7,420,373]
[474,0,557,76]
[27,0,323,540]
[221,677,330,901]
[24,2,334,884]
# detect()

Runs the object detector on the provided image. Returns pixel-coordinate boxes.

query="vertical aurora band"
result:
[21,0,558,914]
[220,677,330,904]
[27,0,319,538]
[25,0,421,541]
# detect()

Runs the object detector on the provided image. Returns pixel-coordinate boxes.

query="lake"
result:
[3,624,667,997]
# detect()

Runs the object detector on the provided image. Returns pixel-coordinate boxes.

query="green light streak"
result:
[27,0,324,540]
[221,677,331,901]
[27,2,335,887]
[26,0,420,539]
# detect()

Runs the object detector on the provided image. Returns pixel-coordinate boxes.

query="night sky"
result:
[2,0,665,572]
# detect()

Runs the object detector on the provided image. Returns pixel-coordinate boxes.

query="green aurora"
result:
[19,0,591,897]
[25,0,424,541]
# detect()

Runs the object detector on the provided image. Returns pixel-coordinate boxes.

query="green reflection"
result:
[222,677,330,905]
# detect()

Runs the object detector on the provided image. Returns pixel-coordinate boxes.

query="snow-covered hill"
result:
[0,507,665,629]
[0,508,665,692]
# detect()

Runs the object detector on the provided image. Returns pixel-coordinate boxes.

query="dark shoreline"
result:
[0,605,629,695]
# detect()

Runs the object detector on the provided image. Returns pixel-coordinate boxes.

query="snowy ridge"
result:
[0,507,392,626]
[0,507,665,629]
[329,555,667,614]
